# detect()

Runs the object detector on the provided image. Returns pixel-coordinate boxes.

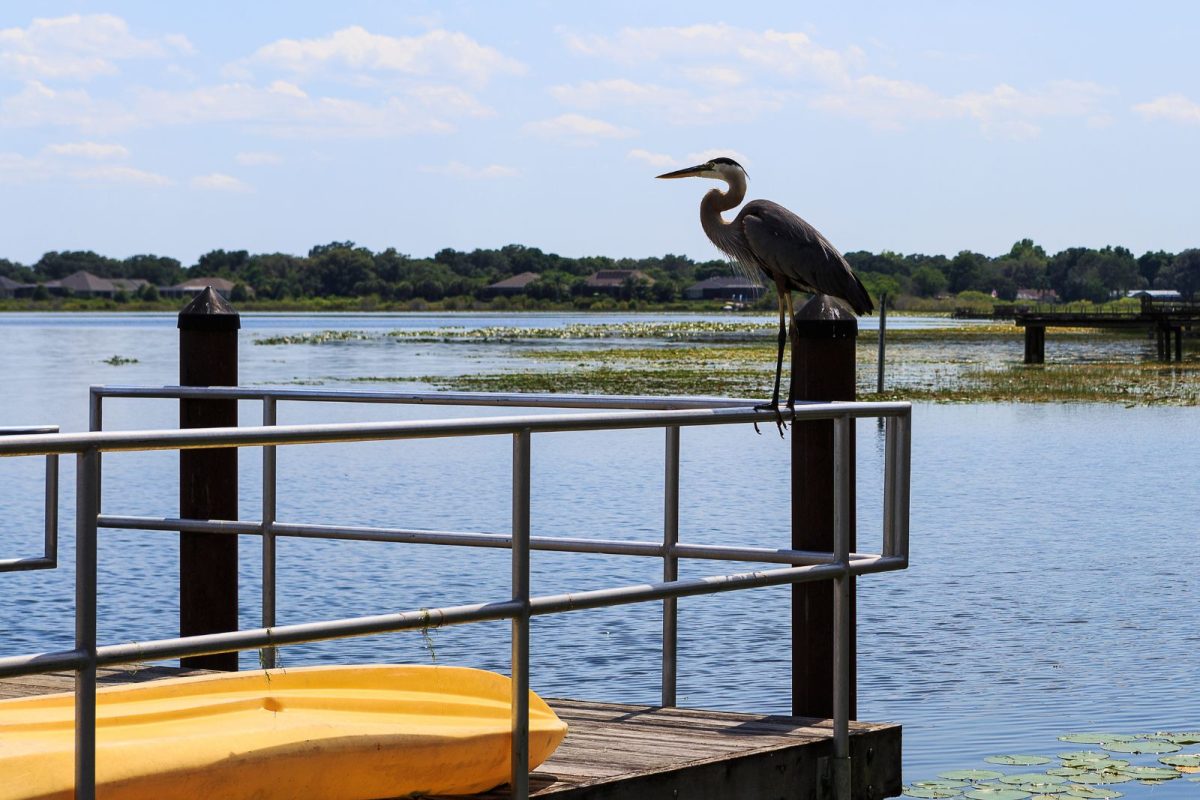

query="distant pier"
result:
[1013,299,1199,363]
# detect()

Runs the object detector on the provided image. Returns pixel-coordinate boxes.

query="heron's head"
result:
[656,157,747,183]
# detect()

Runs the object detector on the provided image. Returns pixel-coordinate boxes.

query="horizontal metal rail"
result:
[4,391,912,800]
[92,384,763,409]
[0,556,904,679]
[95,516,883,566]
[0,402,912,457]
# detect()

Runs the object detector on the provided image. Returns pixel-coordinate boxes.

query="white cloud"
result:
[0,14,192,81]
[523,113,637,145]
[191,173,251,192]
[562,24,860,84]
[0,79,463,138]
[551,78,787,125]
[627,149,676,169]
[240,26,526,87]
[42,141,129,159]
[236,151,283,166]
[1133,94,1200,125]
[561,24,1112,139]
[71,164,170,186]
[0,151,51,183]
[420,161,519,179]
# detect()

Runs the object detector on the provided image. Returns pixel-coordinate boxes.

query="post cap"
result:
[790,294,858,339]
[178,287,241,331]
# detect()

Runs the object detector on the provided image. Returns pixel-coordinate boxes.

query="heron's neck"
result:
[700,175,746,243]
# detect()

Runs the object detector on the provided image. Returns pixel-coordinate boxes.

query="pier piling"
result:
[789,295,857,720]
[178,287,240,671]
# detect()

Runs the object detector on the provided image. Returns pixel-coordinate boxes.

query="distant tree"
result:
[230,283,250,303]
[0,257,32,281]
[137,284,160,301]
[1137,250,1174,288]
[196,249,249,276]
[946,251,990,294]
[302,243,376,296]
[121,254,184,286]
[910,265,948,297]
[34,250,119,280]
[32,284,50,301]
[1157,249,1200,299]
[859,271,902,303]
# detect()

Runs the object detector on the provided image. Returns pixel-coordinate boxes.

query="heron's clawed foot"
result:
[754,402,787,438]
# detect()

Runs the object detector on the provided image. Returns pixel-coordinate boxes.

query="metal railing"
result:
[1,389,912,800]
[0,425,59,572]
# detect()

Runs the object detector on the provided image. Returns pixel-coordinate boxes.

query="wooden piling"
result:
[1023,325,1045,364]
[178,287,240,671]
[789,294,856,720]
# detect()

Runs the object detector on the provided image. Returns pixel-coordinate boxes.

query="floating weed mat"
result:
[903,729,1200,799]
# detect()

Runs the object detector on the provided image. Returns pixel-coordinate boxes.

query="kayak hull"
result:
[0,664,568,799]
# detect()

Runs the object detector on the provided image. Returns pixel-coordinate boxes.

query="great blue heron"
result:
[657,156,873,431]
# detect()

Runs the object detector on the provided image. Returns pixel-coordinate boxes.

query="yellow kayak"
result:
[0,664,568,800]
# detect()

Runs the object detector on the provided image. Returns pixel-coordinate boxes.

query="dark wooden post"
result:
[790,295,856,720]
[1024,325,1045,364]
[178,287,240,671]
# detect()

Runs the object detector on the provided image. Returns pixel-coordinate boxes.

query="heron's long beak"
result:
[655,163,709,179]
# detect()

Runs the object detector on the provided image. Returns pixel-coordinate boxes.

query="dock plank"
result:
[0,669,901,799]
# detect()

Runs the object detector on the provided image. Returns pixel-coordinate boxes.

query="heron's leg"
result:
[784,290,799,412]
[754,291,789,437]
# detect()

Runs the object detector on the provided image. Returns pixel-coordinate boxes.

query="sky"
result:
[2,2,1199,267]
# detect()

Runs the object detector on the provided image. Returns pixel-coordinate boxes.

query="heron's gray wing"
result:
[740,200,873,314]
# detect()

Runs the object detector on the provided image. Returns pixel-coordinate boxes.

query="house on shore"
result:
[0,276,22,298]
[484,272,541,297]
[683,276,764,301]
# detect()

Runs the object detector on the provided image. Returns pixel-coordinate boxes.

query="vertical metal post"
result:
[790,295,857,720]
[75,448,99,800]
[44,454,58,566]
[511,430,531,800]
[832,416,852,799]
[661,425,680,707]
[261,397,277,669]
[88,388,102,512]
[896,412,912,562]
[882,416,898,558]
[178,287,240,671]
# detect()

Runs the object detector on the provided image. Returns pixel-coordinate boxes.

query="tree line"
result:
[2,239,1197,305]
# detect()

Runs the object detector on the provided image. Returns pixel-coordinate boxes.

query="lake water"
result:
[1,312,1197,790]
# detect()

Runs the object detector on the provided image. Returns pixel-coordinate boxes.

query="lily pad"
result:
[940,770,1004,782]
[1102,739,1180,754]
[1151,731,1200,745]
[1118,765,1179,781]
[1000,774,1068,787]
[1058,733,1134,745]
[1070,771,1132,785]
[1158,753,1200,768]
[1057,751,1110,762]
[984,755,1053,766]
[1045,768,1085,778]
[903,787,961,799]
[915,780,971,790]
[965,789,1031,800]
[1065,787,1122,799]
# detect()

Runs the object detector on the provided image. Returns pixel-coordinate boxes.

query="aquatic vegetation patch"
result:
[255,330,376,345]
[102,355,138,365]
[904,728,1198,800]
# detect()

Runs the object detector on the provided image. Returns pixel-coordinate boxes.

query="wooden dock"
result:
[0,668,902,800]
[1013,302,1199,363]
